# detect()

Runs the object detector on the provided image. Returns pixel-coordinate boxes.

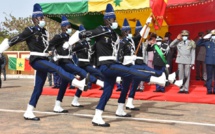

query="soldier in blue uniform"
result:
[49,16,104,112]
[52,49,62,89]
[119,19,185,110]
[125,20,146,110]
[71,25,104,107]
[197,30,215,94]
[63,4,174,127]
[0,4,89,121]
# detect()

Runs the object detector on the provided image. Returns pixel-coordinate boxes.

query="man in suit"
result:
[195,32,206,81]
[163,32,174,73]
[170,30,196,94]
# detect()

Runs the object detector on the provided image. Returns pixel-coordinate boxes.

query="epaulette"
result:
[27,26,34,33]
[100,25,106,30]
[59,34,63,38]
[60,33,69,38]
[190,40,196,48]
[100,25,110,32]
[120,39,126,45]
[122,38,129,43]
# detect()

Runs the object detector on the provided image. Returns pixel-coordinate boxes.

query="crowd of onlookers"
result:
[116,30,215,95]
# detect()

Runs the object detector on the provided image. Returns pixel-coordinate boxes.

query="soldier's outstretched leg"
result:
[23,60,89,121]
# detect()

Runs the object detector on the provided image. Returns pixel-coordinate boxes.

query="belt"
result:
[30,52,49,57]
[78,58,90,62]
[136,56,143,60]
[56,55,71,59]
[99,56,116,61]
[123,56,134,65]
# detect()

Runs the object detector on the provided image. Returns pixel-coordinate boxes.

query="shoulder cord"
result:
[42,30,49,53]
[128,38,135,56]
[111,34,120,57]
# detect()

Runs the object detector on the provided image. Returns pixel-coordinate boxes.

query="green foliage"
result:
[0,30,9,42]
[0,14,61,51]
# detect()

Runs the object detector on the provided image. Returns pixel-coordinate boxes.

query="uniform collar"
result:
[61,32,69,37]
[34,26,42,31]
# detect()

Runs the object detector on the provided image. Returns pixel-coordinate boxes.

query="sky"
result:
[0,0,80,23]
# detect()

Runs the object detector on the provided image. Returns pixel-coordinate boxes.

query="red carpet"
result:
[42,80,215,104]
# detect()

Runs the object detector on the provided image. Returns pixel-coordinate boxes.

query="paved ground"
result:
[0,78,215,134]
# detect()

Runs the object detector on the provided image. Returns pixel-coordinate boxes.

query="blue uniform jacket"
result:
[197,39,215,65]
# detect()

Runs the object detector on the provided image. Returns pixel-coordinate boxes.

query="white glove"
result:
[63,41,70,50]
[53,56,58,61]
[166,64,170,68]
[86,37,91,42]
[68,31,80,45]
[146,17,152,24]
[116,77,121,84]
[132,55,137,61]
[0,38,10,53]
[190,64,195,70]
[203,33,212,39]
[75,75,80,79]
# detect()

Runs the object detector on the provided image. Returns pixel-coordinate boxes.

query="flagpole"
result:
[151,14,161,30]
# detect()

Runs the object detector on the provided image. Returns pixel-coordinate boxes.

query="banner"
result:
[150,0,167,30]
[8,57,31,71]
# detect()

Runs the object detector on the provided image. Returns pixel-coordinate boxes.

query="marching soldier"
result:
[49,16,104,112]
[170,30,196,94]
[197,30,215,94]
[119,19,185,110]
[119,19,162,111]
[63,4,170,127]
[71,25,104,107]
[0,4,89,121]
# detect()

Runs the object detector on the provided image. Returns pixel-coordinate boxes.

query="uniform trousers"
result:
[154,65,165,92]
[178,64,191,91]
[29,60,76,107]
[206,64,215,93]
[96,63,159,110]
[53,72,61,87]
[56,63,98,102]
[196,61,207,80]
[75,65,104,97]
[128,64,163,98]
[47,72,52,86]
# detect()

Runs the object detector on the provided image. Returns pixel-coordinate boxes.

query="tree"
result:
[1,14,61,51]
[0,30,9,43]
